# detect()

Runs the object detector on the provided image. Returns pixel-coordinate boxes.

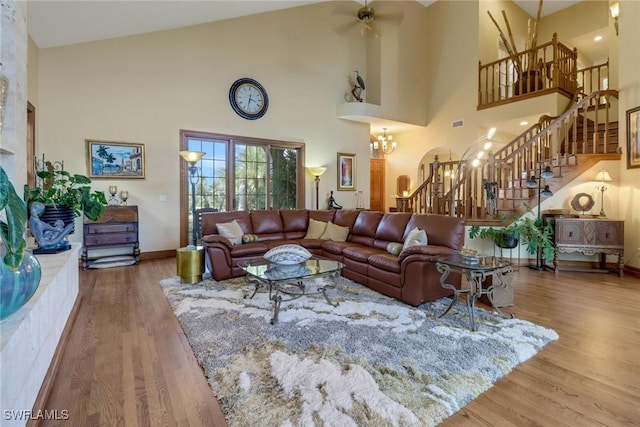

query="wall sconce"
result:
[594,168,613,217]
[179,150,206,248]
[610,2,619,36]
[307,166,327,210]
[371,128,397,155]
[525,164,554,271]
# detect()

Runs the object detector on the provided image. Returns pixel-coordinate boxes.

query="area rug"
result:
[160,275,558,427]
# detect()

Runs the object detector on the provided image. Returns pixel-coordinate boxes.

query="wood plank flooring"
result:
[33,258,640,426]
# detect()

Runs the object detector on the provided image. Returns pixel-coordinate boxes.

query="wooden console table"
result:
[552,217,624,277]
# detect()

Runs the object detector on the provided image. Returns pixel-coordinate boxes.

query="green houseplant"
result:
[23,169,107,222]
[469,207,555,263]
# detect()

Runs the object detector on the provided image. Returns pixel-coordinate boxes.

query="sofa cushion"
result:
[309,210,335,223]
[404,214,465,249]
[321,240,352,255]
[320,222,350,242]
[333,209,360,229]
[263,244,312,265]
[216,220,244,245]
[305,218,328,239]
[242,233,259,243]
[368,253,401,273]
[342,246,385,263]
[281,209,308,232]
[251,210,284,234]
[373,213,413,249]
[230,242,269,257]
[201,211,252,236]
[402,227,428,252]
[349,211,384,247]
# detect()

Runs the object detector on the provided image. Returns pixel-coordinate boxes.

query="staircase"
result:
[398,89,620,224]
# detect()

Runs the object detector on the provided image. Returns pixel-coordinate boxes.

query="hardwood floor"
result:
[34,258,639,426]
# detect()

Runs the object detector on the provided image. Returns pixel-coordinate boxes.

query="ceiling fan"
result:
[332,0,403,39]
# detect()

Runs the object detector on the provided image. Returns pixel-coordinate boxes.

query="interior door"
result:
[370,158,385,212]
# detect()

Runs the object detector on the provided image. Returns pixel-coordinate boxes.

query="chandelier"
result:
[371,128,397,155]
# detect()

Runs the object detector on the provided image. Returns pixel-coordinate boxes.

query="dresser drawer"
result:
[596,221,623,247]
[556,220,584,245]
[85,223,137,234]
[84,232,138,246]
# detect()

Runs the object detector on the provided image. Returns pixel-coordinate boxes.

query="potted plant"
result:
[1,166,42,319]
[23,169,107,226]
[469,207,555,263]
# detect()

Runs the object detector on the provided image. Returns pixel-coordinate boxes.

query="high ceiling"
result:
[27,1,587,49]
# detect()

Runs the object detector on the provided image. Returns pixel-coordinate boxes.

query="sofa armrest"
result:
[202,234,234,250]
[398,245,457,263]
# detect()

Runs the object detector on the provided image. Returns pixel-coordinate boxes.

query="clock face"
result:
[229,78,269,120]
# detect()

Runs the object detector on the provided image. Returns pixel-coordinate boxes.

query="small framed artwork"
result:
[627,106,640,169]
[86,140,146,179]
[337,152,356,191]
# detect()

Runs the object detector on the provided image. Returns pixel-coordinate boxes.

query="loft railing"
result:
[478,33,578,109]
[397,89,619,220]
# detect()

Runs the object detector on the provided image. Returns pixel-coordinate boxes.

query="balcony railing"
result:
[478,33,578,109]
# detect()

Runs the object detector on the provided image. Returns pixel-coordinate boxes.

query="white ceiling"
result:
[26,0,587,49]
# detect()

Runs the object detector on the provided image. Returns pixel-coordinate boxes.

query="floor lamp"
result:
[179,150,206,248]
[307,167,327,210]
[525,164,554,271]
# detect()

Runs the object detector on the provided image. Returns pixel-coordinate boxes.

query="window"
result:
[179,131,305,246]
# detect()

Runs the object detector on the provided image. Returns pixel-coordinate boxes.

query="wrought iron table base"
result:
[436,263,514,331]
[245,273,339,324]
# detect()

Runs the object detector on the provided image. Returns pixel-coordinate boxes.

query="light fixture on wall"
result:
[594,168,613,217]
[179,150,206,248]
[525,164,554,271]
[307,166,327,210]
[610,2,619,36]
[371,128,397,155]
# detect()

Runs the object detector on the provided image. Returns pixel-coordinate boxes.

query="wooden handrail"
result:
[401,88,619,221]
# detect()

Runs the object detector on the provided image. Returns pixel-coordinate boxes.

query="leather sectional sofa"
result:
[199,209,465,306]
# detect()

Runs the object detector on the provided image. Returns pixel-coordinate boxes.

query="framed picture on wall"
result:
[337,152,356,191]
[627,106,640,169]
[86,140,146,179]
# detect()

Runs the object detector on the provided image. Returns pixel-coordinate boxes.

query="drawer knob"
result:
[568,231,573,237]
[606,232,610,238]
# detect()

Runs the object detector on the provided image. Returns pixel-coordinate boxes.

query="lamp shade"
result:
[179,150,205,163]
[307,166,327,177]
[595,169,613,182]
[540,166,554,179]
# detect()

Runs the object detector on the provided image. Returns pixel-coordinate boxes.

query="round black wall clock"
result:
[229,78,269,120]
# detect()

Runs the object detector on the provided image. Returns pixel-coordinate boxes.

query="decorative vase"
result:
[514,70,544,96]
[0,253,42,320]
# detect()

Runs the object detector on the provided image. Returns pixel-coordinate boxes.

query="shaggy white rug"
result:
[160,275,558,427]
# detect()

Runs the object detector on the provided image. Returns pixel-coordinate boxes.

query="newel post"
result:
[552,32,559,88]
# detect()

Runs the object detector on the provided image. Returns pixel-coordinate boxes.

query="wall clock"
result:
[229,78,269,120]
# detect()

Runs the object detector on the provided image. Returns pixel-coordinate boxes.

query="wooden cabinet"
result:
[552,217,624,277]
[370,158,385,212]
[82,205,140,269]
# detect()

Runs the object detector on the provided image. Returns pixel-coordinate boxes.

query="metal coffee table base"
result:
[436,262,514,331]
[245,273,339,324]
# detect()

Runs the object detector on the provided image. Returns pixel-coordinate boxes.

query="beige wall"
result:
[34,2,371,252]
[29,0,640,267]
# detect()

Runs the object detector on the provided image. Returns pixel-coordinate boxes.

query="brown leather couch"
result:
[200,209,465,306]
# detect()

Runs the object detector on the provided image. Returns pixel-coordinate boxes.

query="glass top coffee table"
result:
[239,256,344,324]
[435,253,514,331]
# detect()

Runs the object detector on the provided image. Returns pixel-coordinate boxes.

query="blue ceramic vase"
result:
[0,253,42,320]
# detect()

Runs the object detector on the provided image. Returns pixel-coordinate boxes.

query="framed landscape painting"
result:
[86,140,146,179]
[627,106,640,169]
[337,152,356,191]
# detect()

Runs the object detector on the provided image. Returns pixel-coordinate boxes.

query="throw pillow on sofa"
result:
[242,233,259,243]
[386,242,403,256]
[320,222,350,242]
[304,218,328,239]
[216,220,244,245]
[402,227,428,252]
[264,244,312,265]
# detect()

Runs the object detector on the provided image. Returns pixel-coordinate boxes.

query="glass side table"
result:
[435,253,514,331]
